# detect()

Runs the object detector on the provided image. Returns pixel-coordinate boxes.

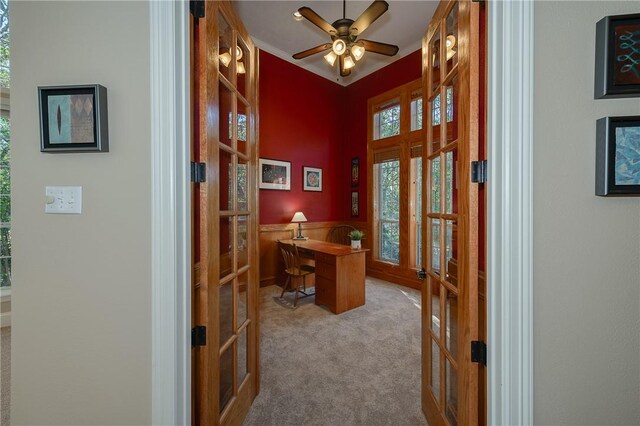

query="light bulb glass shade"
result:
[446,47,456,61]
[219,52,232,67]
[324,51,337,66]
[352,45,365,61]
[446,35,456,49]
[237,61,246,74]
[343,55,356,70]
[292,10,303,21]
[234,46,243,60]
[291,212,307,223]
[332,39,347,56]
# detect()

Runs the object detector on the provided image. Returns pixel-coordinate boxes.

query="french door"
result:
[420,1,485,425]
[192,1,259,424]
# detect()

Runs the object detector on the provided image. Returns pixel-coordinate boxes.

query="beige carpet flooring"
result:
[243,277,427,426]
[1,327,9,426]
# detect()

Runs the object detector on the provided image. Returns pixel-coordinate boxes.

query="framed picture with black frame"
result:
[596,116,640,196]
[302,166,322,192]
[351,190,359,217]
[351,157,359,186]
[594,13,640,99]
[39,84,109,152]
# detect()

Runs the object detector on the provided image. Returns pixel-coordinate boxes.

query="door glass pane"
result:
[445,220,457,287]
[444,150,457,214]
[445,288,458,358]
[446,359,458,426]
[237,100,249,155]
[430,219,441,274]
[430,27,441,91]
[219,281,233,348]
[237,36,250,99]
[414,157,422,268]
[445,3,459,75]
[431,338,441,401]
[430,93,441,152]
[219,149,234,211]
[218,13,232,82]
[431,280,440,334]
[445,77,459,144]
[237,215,249,270]
[237,157,248,212]
[237,271,248,327]
[430,156,441,213]
[237,327,248,387]
[219,346,233,413]
[219,81,233,148]
[220,216,233,278]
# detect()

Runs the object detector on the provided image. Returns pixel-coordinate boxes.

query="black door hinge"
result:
[192,326,206,347]
[471,340,487,365]
[190,0,205,19]
[471,160,488,184]
[191,162,206,183]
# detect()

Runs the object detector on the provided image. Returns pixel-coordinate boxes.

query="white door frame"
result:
[149,1,535,425]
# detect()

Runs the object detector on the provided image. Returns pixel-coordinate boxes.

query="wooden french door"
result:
[420,1,485,425]
[192,1,260,425]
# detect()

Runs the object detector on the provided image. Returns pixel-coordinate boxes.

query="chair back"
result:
[278,241,301,272]
[327,225,356,246]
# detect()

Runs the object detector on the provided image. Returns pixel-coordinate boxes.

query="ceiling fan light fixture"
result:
[352,44,365,61]
[343,55,356,70]
[292,10,303,21]
[219,52,232,67]
[324,51,338,66]
[234,46,243,60]
[446,35,456,49]
[332,39,347,56]
[237,61,246,74]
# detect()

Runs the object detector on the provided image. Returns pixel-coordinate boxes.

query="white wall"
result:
[10,2,151,424]
[534,2,640,425]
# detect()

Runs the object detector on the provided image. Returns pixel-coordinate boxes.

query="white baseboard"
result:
[0,311,10,328]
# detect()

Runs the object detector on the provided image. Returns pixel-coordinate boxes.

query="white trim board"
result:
[150,0,191,424]
[487,1,534,425]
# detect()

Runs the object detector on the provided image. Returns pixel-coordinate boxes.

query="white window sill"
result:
[0,287,11,302]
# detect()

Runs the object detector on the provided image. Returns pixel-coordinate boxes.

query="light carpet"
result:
[243,277,427,426]
[1,327,9,426]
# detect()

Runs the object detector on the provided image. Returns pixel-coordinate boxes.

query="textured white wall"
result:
[10,2,151,424]
[534,2,640,425]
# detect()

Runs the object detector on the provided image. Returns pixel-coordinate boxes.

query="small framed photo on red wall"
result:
[351,190,359,217]
[351,157,359,186]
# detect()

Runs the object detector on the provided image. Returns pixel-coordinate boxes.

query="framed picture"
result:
[303,166,322,191]
[594,13,640,98]
[351,157,359,186]
[596,116,640,196]
[351,190,359,217]
[39,84,109,152]
[259,158,291,190]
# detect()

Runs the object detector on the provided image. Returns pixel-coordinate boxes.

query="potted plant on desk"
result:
[348,229,364,250]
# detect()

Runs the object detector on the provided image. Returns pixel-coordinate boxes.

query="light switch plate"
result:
[45,186,82,214]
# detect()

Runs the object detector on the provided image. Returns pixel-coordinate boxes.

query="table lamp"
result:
[291,211,308,240]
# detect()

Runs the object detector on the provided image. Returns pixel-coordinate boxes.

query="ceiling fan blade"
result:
[298,7,337,36]
[339,55,351,77]
[292,43,333,60]
[359,39,399,56]
[349,1,389,36]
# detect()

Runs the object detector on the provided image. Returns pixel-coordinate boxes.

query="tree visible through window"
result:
[378,160,400,263]
[373,103,400,140]
[0,0,10,288]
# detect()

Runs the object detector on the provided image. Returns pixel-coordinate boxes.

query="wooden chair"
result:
[327,224,356,246]
[278,241,315,307]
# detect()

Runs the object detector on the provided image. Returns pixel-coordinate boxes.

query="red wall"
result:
[259,49,422,225]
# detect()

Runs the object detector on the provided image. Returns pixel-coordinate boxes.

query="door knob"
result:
[417,267,427,281]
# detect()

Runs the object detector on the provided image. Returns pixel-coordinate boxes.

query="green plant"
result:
[348,230,364,241]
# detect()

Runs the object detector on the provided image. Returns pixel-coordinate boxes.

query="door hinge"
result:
[190,0,205,19]
[192,326,206,347]
[471,160,488,184]
[471,340,487,365]
[191,162,206,183]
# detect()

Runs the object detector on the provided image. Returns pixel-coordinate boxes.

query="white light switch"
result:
[45,186,82,214]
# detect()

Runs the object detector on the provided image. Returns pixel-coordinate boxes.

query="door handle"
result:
[417,267,427,281]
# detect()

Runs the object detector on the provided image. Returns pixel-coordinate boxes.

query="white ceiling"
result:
[233,1,439,86]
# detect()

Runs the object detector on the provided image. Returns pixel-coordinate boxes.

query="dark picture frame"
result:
[596,116,640,196]
[302,166,322,192]
[594,13,640,99]
[39,84,109,152]
[259,158,291,190]
[351,157,359,186]
[351,190,359,217]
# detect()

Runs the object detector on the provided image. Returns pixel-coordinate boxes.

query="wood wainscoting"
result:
[259,221,364,287]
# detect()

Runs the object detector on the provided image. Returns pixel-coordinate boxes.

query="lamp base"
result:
[292,236,308,240]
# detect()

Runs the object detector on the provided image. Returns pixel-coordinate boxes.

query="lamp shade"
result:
[343,55,356,70]
[291,212,307,223]
[324,51,337,66]
[332,39,346,56]
[352,45,365,61]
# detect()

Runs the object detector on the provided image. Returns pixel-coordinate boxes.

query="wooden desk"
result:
[279,239,368,314]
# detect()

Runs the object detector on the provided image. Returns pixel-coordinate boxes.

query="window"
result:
[410,91,422,131]
[373,101,400,140]
[377,160,400,263]
[412,156,422,268]
[0,0,10,288]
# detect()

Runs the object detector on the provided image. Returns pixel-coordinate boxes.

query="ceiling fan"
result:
[292,0,399,77]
